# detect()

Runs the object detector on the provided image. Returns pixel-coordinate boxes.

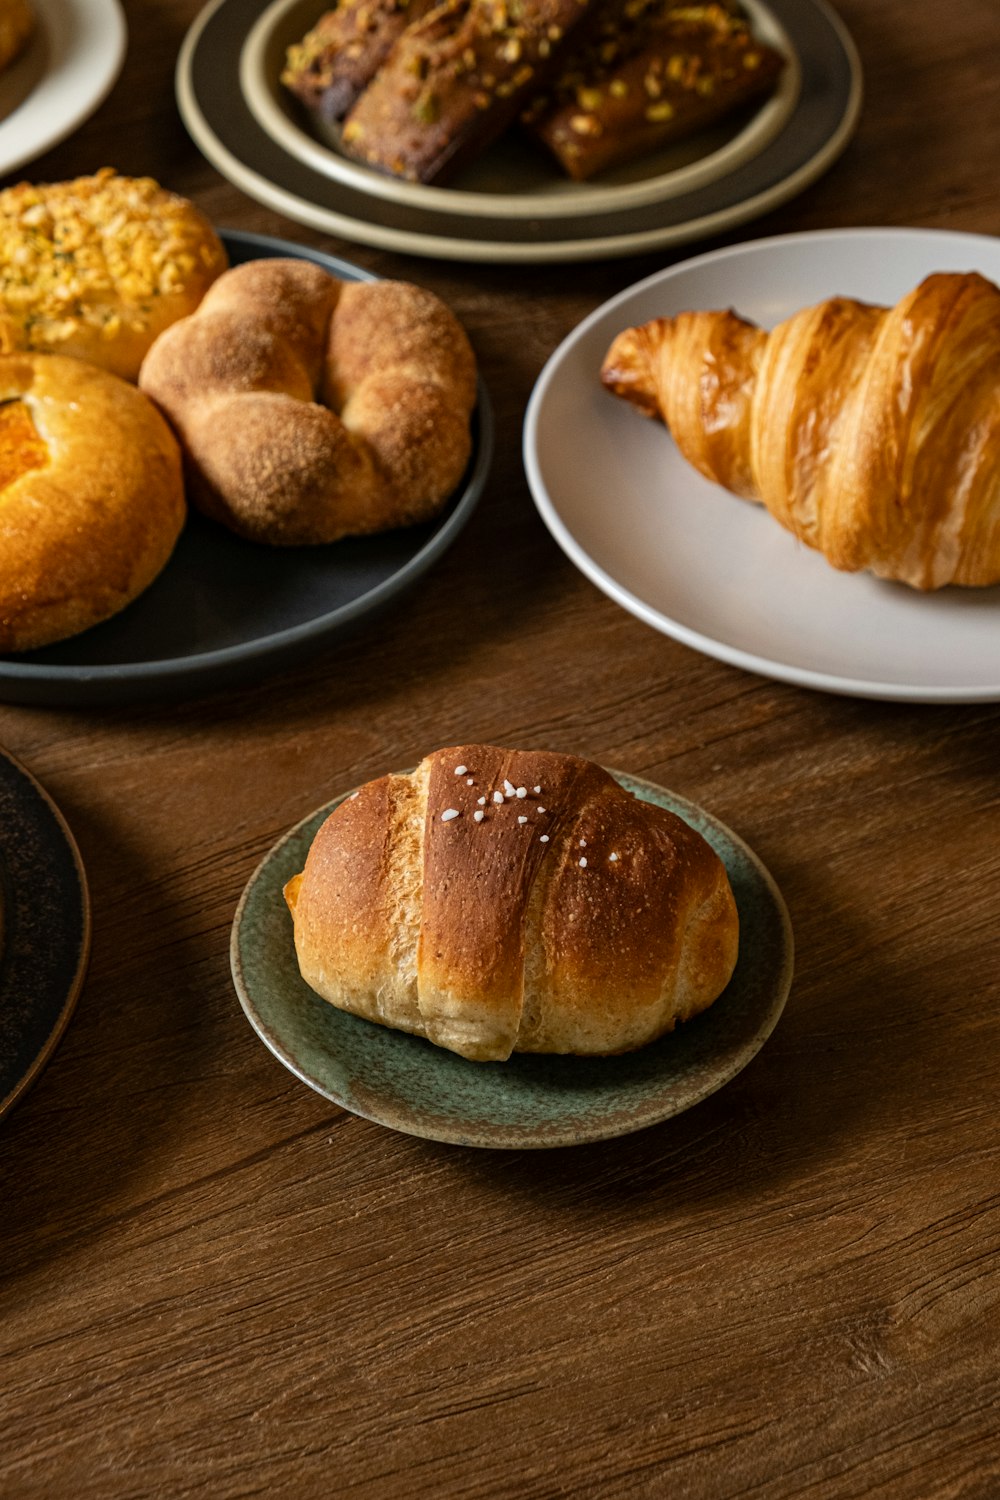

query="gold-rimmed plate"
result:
[239,0,802,220]
[177,0,861,262]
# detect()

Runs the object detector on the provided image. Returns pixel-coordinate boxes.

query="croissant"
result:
[284,745,739,1062]
[600,271,1000,589]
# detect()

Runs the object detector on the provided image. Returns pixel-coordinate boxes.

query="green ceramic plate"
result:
[231,772,793,1149]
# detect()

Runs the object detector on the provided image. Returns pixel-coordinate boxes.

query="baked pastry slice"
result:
[523,0,786,180]
[284,745,739,1061]
[601,271,1000,589]
[282,0,441,120]
[339,0,594,183]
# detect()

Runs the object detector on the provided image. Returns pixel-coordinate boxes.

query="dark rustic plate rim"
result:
[0,747,91,1120]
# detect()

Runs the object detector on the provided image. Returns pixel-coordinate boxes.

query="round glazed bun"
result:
[0,353,186,652]
[0,169,229,381]
[138,257,478,545]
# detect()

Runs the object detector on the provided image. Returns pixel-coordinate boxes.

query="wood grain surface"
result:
[2,1,1000,1496]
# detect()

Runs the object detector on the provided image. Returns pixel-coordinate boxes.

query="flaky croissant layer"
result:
[285,746,739,1062]
[601,271,1000,589]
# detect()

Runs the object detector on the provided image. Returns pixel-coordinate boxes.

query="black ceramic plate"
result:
[0,747,90,1119]
[0,231,494,705]
[176,0,862,262]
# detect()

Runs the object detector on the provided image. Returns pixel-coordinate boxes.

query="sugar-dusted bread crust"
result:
[0,352,186,652]
[284,744,740,1062]
[139,257,478,545]
[0,169,228,381]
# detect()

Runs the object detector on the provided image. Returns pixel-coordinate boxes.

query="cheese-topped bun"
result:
[0,352,186,652]
[0,0,33,75]
[0,169,229,381]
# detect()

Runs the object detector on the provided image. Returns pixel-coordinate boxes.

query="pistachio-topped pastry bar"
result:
[524,0,785,180]
[281,0,440,121]
[339,0,595,184]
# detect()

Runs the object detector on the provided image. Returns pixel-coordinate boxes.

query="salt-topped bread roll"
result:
[284,744,739,1062]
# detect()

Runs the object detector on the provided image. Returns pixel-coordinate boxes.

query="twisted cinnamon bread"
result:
[139,258,478,545]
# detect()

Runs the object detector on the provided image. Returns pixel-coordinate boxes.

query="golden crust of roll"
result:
[138,257,479,545]
[0,169,229,382]
[284,744,740,1062]
[601,271,1000,590]
[0,352,186,652]
[0,0,33,74]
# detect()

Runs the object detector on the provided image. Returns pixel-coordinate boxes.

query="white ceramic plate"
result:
[0,0,126,178]
[240,0,801,220]
[524,227,1000,702]
[177,0,860,263]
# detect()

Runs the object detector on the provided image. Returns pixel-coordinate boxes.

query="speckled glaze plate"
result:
[0,230,493,706]
[231,771,793,1149]
[0,747,90,1120]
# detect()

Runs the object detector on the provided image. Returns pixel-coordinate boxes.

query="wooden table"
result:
[3,1,1000,1495]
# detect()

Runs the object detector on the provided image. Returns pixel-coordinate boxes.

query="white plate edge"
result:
[523,225,1000,702]
[0,0,127,177]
